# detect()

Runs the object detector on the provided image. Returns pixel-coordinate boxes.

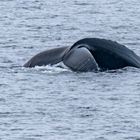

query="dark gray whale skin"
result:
[24,38,140,72]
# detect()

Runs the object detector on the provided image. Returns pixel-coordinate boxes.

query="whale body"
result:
[24,38,140,72]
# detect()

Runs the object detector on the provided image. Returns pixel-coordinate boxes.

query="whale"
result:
[24,38,140,72]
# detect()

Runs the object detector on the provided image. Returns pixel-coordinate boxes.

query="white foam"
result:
[33,62,71,74]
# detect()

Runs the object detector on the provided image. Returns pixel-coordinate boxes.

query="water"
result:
[1,0,140,139]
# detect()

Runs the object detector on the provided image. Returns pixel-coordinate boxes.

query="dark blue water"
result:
[1,0,140,139]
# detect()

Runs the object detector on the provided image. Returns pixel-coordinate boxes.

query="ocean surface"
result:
[1,0,140,139]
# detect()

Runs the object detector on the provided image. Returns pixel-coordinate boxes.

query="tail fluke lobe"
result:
[23,47,68,67]
[63,47,98,72]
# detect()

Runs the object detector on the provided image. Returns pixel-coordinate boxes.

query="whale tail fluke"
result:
[23,47,68,67]
[63,47,98,72]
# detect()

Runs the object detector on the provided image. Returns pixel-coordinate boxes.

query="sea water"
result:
[1,0,140,139]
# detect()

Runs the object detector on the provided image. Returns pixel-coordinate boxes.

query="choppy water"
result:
[1,0,140,139]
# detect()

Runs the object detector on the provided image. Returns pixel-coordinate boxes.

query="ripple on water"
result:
[1,0,140,139]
